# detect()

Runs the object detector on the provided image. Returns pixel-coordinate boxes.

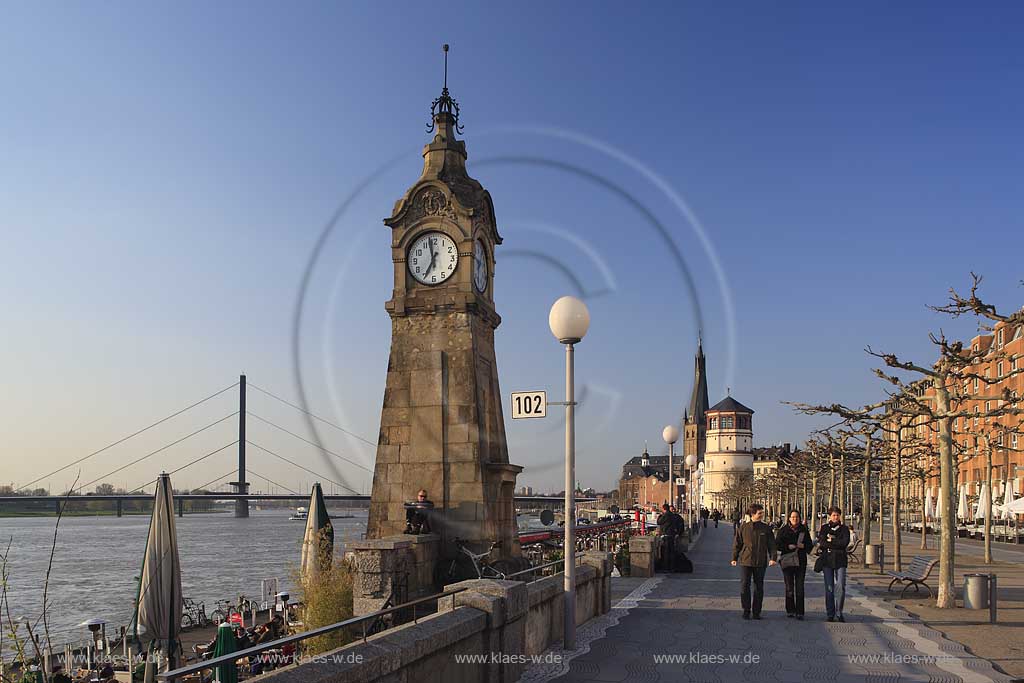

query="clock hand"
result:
[426,244,437,275]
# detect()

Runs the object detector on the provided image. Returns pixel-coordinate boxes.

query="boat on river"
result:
[288,507,308,520]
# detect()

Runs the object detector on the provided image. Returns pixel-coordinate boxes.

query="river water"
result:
[0,509,368,654]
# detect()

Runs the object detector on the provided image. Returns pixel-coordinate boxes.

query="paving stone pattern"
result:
[521,525,1013,683]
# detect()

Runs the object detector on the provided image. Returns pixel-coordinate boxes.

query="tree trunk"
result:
[811,468,819,533]
[829,453,837,508]
[840,451,846,513]
[861,437,872,566]
[921,479,928,549]
[984,443,992,564]
[934,383,956,608]
[893,432,903,571]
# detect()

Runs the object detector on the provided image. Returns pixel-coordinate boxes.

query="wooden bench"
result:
[886,555,939,597]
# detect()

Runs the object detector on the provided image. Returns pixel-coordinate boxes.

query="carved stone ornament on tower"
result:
[366,67,523,565]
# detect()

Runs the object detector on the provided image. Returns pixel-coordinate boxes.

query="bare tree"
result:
[788,275,1023,607]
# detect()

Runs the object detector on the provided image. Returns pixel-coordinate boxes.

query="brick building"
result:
[885,316,1023,504]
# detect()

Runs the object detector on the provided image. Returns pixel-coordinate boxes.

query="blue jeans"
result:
[823,566,846,618]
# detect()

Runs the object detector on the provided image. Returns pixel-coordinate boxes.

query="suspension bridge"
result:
[1,375,569,518]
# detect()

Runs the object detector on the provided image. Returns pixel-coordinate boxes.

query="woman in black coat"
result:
[775,509,810,619]
[816,507,851,622]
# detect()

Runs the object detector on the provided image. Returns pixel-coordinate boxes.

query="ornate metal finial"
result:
[428,43,464,134]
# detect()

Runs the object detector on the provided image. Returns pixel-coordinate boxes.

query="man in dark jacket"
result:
[817,506,851,622]
[657,503,683,571]
[731,503,777,619]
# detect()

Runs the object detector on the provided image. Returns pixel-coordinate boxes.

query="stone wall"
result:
[349,534,440,615]
[523,552,612,655]
[253,552,614,683]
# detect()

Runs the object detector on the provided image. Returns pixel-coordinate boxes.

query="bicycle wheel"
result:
[210,609,227,623]
[181,613,194,630]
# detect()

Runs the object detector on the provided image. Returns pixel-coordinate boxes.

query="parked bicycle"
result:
[447,539,518,580]
[211,594,257,623]
[181,597,210,629]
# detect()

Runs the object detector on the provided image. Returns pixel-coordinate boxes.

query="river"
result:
[0,509,368,654]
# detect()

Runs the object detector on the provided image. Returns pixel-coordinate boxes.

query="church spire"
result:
[687,335,710,427]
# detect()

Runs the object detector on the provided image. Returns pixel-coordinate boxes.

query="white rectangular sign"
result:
[511,391,547,419]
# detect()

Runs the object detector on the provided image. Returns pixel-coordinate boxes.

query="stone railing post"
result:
[628,536,657,577]
[582,551,613,615]
[349,538,411,616]
[439,579,527,683]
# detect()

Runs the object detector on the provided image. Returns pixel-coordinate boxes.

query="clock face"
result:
[473,239,488,293]
[408,232,457,286]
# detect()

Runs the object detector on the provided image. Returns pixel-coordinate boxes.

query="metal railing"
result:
[505,553,585,581]
[158,587,469,681]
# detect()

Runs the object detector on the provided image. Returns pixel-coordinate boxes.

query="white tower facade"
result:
[701,396,755,512]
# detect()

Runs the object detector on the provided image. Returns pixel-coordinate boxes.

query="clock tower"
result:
[366,53,522,563]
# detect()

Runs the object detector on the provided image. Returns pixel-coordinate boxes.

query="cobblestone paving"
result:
[521,525,1013,683]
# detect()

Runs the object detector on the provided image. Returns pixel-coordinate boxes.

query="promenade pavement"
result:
[521,523,1015,683]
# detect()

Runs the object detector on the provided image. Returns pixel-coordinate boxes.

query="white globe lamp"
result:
[549,296,590,344]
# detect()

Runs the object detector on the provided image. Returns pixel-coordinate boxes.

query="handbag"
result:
[779,531,804,569]
[813,552,826,573]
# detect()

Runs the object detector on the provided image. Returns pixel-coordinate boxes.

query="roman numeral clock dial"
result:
[408,231,457,285]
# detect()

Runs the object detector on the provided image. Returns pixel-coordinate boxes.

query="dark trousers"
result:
[661,535,677,571]
[739,565,766,615]
[782,565,806,615]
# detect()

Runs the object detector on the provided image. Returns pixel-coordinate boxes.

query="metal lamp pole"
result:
[662,425,680,512]
[549,296,590,651]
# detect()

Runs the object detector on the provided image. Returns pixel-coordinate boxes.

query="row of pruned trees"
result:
[787,274,1024,608]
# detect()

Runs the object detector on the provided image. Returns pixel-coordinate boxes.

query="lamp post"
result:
[549,295,590,651]
[685,454,697,531]
[662,426,680,511]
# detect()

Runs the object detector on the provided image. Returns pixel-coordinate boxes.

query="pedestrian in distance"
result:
[731,503,777,620]
[815,506,851,622]
[775,509,809,620]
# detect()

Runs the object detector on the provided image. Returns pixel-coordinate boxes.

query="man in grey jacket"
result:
[731,503,777,619]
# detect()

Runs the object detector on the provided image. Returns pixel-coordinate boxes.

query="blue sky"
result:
[2,2,1022,494]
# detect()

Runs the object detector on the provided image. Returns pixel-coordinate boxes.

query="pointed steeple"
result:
[687,334,710,427]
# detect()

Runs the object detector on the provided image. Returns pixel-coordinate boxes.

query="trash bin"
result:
[964,574,990,609]
[865,543,884,567]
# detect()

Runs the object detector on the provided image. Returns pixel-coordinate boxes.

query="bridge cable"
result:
[17,381,239,491]
[247,383,376,447]
[248,412,372,473]
[245,440,361,495]
[77,413,238,493]
[193,469,239,493]
[246,468,300,495]
[127,441,239,493]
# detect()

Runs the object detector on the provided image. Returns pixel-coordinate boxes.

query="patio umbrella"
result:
[212,623,238,683]
[956,485,968,522]
[924,491,934,520]
[975,483,991,521]
[135,472,183,671]
[1001,480,1017,521]
[935,487,943,520]
[299,482,334,581]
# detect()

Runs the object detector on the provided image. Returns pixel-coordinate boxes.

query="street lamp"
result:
[685,454,697,531]
[549,295,590,651]
[662,425,680,511]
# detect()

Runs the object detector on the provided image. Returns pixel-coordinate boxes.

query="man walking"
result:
[816,506,851,622]
[731,503,777,620]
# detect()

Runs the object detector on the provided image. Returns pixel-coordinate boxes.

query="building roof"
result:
[708,396,754,414]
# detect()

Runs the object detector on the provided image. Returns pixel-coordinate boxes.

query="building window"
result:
[709,417,718,429]
[1013,355,1019,372]
[1013,433,1019,449]
[997,361,1004,378]
[722,416,734,429]
[974,407,979,426]
[997,328,1004,347]
[973,377,979,394]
